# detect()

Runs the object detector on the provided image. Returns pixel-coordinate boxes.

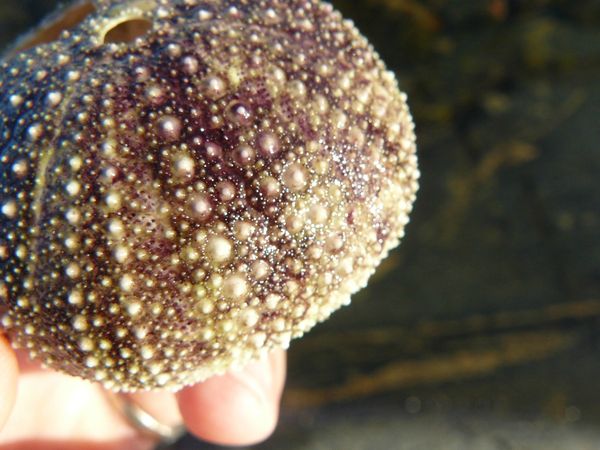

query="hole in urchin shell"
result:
[10,0,96,54]
[102,18,153,44]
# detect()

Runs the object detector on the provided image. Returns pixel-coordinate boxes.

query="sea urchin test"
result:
[0,0,419,391]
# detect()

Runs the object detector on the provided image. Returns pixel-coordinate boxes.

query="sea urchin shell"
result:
[0,0,419,391]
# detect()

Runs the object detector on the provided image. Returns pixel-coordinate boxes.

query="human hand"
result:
[0,334,286,450]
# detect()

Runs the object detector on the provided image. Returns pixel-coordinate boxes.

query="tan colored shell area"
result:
[0,0,419,391]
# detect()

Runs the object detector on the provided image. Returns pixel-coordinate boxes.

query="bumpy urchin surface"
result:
[0,0,419,391]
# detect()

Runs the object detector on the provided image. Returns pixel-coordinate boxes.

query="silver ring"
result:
[106,392,185,445]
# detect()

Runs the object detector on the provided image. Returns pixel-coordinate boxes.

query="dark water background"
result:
[2,1,600,449]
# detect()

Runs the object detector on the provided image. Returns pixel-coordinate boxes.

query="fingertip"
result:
[177,350,286,446]
[0,334,18,430]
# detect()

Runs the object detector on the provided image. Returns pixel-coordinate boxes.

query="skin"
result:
[0,334,286,450]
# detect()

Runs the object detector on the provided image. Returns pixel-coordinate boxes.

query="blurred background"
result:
[2,0,600,448]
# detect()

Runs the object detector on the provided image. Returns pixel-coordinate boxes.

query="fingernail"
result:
[230,353,275,414]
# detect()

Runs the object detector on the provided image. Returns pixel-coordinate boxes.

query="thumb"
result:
[176,349,286,446]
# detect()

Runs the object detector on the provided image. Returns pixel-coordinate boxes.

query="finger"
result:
[0,334,18,430]
[125,389,184,430]
[176,349,286,446]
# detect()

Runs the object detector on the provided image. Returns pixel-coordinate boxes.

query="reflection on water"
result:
[2,1,600,448]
